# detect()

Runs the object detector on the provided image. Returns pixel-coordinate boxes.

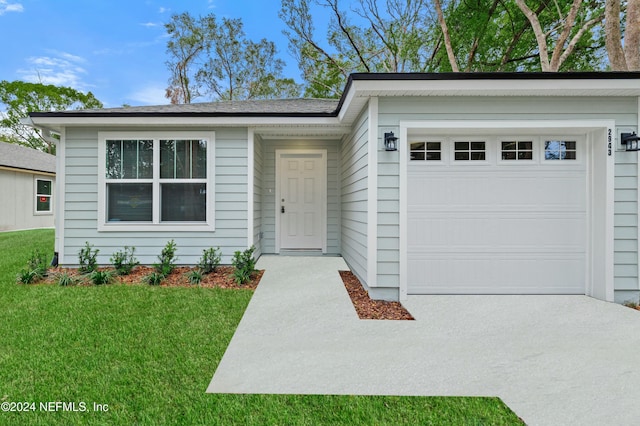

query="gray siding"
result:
[61,127,249,266]
[378,96,639,301]
[253,135,264,257]
[260,139,340,255]
[340,107,369,283]
[614,147,639,302]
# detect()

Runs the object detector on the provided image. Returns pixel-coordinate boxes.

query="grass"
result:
[0,229,523,425]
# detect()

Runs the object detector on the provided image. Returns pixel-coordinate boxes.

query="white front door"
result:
[277,150,326,251]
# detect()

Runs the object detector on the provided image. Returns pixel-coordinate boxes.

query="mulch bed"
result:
[339,270,414,320]
[43,266,264,290]
[41,266,412,320]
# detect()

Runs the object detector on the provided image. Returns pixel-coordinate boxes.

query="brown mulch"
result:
[43,266,263,290]
[41,266,412,320]
[339,270,414,320]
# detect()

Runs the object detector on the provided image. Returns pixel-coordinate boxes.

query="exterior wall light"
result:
[384,132,398,151]
[621,132,640,151]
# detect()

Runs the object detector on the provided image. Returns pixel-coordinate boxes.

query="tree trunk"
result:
[515,0,551,71]
[626,0,640,70]
[606,0,628,70]
[433,0,459,72]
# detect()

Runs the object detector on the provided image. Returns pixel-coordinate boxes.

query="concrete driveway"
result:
[207,256,640,426]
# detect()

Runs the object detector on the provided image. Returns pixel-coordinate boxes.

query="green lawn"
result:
[0,229,523,425]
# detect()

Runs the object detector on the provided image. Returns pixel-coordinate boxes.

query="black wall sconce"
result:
[622,132,640,151]
[384,132,398,151]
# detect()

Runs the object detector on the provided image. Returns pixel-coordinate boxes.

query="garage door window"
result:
[544,140,576,160]
[501,141,533,160]
[454,141,486,161]
[410,141,441,161]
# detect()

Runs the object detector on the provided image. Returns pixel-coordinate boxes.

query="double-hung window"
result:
[99,132,214,231]
[35,178,53,214]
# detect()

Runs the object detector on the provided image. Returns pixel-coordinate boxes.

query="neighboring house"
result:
[26,72,640,304]
[0,141,55,232]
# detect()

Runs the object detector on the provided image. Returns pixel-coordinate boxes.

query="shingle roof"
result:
[31,98,340,117]
[0,141,56,174]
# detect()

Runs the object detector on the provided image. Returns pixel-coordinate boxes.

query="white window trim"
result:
[97,131,215,232]
[34,177,53,215]
[408,137,447,164]
[449,138,490,164]
[497,136,538,164]
[540,135,583,164]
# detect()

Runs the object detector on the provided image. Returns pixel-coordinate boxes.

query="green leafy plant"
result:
[185,269,203,285]
[110,246,140,275]
[78,241,99,274]
[197,247,221,274]
[90,270,113,285]
[231,246,257,285]
[16,249,49,284]
[154,240,177,276]
[144,272,165,286]
[16,269,38,284]
[56,272,77,287]
[27,249,48,278]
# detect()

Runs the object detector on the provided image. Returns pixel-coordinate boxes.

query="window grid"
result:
[544,140,577,160]
[410,141,441,161]
[35,179,52,212]
[501,140,533,160]
[105,138,208,224]
[454,141,486,161]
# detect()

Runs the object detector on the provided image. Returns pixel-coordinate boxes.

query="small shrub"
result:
[231,246,257,285]
[16,269,38,285]
[197,247,221,274]
[154,240,177,276]
[28,249,48,278]
[78,242,99,273]
[144,272,165,286]
[56,272,77,287]
[90,270,113,285]
[185,269,203,285]
[110,246,140,275]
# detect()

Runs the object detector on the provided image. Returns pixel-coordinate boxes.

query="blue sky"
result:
[0,0,324,107]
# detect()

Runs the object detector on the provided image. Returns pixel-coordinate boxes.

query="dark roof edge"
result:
[29,110,339,119]
[347,71,640,81]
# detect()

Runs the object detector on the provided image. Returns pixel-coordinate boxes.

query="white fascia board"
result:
[28,115,341,130]
[348,78,640,97]
[339,78,640,125]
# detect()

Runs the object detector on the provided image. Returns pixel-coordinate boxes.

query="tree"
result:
[165,12,210,104]
[281,0,608,97]
[0,81,103,154]
[515,0,605,71]
[606,0,640,70]
[165,12,301,103]
[281,0,436,98]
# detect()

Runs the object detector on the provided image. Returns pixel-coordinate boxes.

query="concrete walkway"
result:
[207,255,640,426]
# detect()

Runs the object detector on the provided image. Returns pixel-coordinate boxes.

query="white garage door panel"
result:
[407,145,587,295]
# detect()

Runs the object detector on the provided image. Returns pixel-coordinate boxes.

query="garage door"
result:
[407,136,586,294]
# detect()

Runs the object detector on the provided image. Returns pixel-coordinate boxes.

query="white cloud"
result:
[207,0,215,9]
[140,22,159,27]
[17,52,88,89]
[158,6,168,13]
[0,0,24,15]
[129,85,168,106]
